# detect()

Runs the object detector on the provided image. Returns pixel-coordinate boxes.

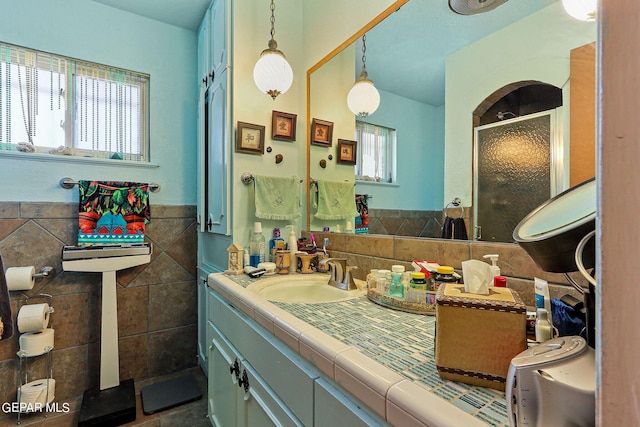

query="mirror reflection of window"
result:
[355,121,396,183]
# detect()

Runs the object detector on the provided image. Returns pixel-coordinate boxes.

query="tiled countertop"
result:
[208,272,509,427]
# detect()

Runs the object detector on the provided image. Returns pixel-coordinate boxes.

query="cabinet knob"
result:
[202,76,208,85]
[229,359,240,381]
[238,369,249,393]
[209,70,215,81]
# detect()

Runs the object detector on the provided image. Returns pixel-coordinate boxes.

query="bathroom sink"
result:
[246,274,366,303]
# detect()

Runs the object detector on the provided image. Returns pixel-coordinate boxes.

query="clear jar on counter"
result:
[366,269,379,289]
[434,265,458,291]
[406,272,427,303]
[376,269,391,294]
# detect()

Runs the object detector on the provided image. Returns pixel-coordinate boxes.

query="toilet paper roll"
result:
[17,378,56,407]
[17,303,51,333]
[19,328,55,357]
[6,266,35,291]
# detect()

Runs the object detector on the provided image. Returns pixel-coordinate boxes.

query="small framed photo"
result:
[337,139,357,165]
[236,121,265,154]
[272,111,297,142]
[311,118,333,147]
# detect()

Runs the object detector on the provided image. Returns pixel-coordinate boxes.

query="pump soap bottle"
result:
[483,254,500,276]
[286,225,298,273]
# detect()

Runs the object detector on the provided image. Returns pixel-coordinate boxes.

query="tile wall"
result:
[0,202,198,409]
[303,231,585,307]
[367,208,472,239]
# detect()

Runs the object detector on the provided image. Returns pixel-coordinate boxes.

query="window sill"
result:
[0,150,159,168]
[355,179,399,188]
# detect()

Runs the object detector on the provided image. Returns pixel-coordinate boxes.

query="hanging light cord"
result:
[361,35,367,73]
[269,0,276,41]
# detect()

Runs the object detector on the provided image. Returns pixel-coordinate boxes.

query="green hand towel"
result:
[254,175,301,220]
[314,179,360,220]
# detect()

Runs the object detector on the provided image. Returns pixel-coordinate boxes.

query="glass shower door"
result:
[473,111,561,242]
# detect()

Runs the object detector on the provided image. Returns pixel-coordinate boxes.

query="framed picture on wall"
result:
[310,118,333,147]
[236,121,265,154]
[272,111,297,142]
[337,139,357,165]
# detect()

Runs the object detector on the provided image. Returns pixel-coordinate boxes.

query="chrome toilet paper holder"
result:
[33,266,55,280]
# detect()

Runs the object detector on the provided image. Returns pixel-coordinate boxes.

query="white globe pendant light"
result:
[253,0,293,100]
[347,35,380,118]
[561,0,597,21]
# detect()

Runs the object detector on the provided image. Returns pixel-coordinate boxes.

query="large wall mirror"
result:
[306,0,596,243]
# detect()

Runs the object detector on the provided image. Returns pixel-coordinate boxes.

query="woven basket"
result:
[435,284,527,391]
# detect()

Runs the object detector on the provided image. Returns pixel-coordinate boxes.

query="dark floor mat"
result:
[140,374,203,415]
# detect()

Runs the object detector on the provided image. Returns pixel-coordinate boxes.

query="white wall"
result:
[226,0,398,245]
[444,1,596,207]
[0,0,198,205]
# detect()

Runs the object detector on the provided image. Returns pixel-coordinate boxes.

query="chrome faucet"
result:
[319,258,358,290]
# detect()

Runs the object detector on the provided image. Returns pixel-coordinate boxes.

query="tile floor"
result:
[0,367,209,427]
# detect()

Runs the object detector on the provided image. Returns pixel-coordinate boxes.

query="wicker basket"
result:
[435,284,527,391]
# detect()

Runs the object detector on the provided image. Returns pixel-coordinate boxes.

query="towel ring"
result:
[444,197,464,219]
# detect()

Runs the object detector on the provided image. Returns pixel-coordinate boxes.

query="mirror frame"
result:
[305,0,410,230]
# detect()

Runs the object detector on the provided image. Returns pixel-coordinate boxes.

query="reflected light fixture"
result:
[253,0,293,100]
[561,0,597,21]
[347,35,380,118]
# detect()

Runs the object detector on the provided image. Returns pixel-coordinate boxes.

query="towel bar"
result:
[241,172,302,185]
[59,177,160,192]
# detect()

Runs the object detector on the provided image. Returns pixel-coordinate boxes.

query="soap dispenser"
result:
[286,225,298,273]
[483,254,500,276]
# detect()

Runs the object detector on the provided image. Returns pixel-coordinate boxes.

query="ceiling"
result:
[90,0,557,105]
[363,0,557,106]
[91,0,211,31]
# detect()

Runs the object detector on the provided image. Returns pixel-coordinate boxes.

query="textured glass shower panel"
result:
[476,115,551,242]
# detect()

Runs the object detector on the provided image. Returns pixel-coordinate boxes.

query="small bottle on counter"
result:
[366,269,379,290]
[389,272,405,299]
[376,269,391,294]
[269,227,285,262]
[434,265,458,291]
[407,271,427,303]
[249,222,266,267]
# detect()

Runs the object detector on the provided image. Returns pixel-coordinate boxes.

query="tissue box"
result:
[435,284,527,391]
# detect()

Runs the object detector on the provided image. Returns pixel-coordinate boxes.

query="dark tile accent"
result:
[51,293,91,349]
[20,203,77,219]
[148,281,197,332]
[146,218,195,251]
[147,325,198,377]
[118,286,149,337]
[165,222,198,277]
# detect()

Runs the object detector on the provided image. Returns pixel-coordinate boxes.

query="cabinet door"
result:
[197,7,210,88]
[206,71,230,235]
[197,272,210,372]
[209,0,228,77]
[208,325,238,427]
[240,362,303,427]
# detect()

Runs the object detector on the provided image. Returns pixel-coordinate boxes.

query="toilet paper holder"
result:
[33,266,55,280]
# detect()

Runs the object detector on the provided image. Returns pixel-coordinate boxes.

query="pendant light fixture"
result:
[253,0,293,100]
[347,35,380,118]
[561,0,597,21]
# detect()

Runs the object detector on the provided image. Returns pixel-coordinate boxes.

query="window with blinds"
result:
[0,42,149,161]
[355,121,396,183]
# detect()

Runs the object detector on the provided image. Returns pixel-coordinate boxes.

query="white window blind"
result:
[0,42,149,161]
[355,121,395,183]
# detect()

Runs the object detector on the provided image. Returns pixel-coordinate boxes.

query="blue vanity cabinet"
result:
[198,269,212,374]
[206,274,391,427]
